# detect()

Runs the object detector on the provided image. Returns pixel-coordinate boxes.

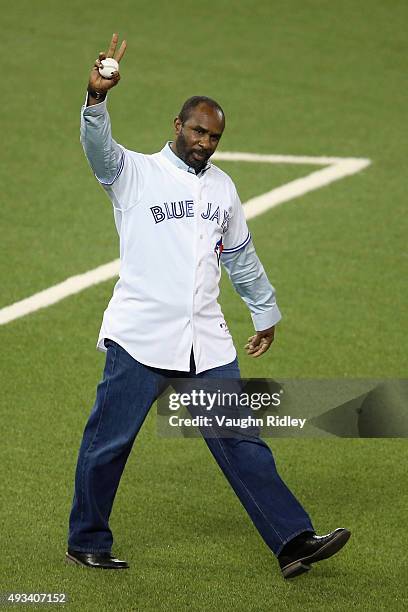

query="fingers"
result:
[106,32,118,58]
[99,51,107,60]
[111,71,120,84]
[244,336,255,348]
[245,338,270,357]
[114,39,127,62]
[249,339,270,357]
[244,332,275,358]
[89,67,120,93]
[245,335,260,353]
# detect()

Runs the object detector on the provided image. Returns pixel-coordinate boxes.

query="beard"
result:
[174,131,210,173]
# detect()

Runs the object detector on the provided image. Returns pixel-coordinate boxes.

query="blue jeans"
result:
[68,340,314,555]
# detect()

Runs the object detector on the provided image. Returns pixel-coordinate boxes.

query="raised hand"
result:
[88,33,127,98]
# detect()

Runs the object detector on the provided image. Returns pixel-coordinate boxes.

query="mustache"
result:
[192,148,210,157]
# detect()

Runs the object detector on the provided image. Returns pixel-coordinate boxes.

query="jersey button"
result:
[199,234,203,239]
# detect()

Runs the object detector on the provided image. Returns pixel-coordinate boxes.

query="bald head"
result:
[178,95,225,126]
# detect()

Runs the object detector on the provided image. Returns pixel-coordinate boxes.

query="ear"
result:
[174,116,183,135]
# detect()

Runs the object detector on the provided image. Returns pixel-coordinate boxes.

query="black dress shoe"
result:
[278,528,351,579]
[65,548,129,569]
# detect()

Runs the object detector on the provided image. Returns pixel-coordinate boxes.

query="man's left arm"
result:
[221,181,281,358]
[221,241,282,358]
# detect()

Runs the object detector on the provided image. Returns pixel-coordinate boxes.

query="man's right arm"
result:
[81,34,127,184]
[81,95,124,185]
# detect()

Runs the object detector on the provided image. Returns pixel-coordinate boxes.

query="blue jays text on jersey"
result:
[150,200,230,233]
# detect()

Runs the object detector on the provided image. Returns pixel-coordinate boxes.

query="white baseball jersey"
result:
[81,99,281,373]
[98,145,251,373]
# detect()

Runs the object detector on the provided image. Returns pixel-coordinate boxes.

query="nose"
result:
[198,133,211,149]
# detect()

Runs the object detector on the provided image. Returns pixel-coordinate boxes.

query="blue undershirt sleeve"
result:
[221,241,282,331]
[80,94,123,184]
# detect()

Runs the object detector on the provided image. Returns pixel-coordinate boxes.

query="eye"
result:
[194,128,205,134]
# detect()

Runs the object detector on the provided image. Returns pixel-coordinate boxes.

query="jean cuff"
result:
[67,545,112,554]
[274,526,315,557]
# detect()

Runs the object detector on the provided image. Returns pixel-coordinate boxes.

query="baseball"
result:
[99,58,119,79]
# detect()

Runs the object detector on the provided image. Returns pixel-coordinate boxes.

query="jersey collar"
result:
[161,142,211,177]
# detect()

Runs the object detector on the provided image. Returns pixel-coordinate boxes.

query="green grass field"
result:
[1,0,407,610]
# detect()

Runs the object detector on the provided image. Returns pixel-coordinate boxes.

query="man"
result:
[66,34,350,579]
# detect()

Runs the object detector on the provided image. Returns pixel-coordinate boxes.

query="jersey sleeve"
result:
[98,148,147,212]
[222,182,251,253]
[80,95,146,212]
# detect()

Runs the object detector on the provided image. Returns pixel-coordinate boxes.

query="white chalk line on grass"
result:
[0,152,371,325]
